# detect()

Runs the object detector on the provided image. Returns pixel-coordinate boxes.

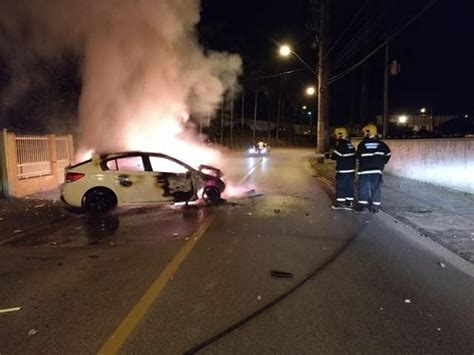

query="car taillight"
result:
[65,172,85,183]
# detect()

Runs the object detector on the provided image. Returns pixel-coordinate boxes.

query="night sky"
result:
[200,0,474,126]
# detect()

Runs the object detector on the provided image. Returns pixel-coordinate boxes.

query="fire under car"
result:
[61,151,226,213]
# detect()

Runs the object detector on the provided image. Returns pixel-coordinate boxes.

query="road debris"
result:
[13,229,22,234]
[0,307,21,314]
[270,270,294,279]
[0,217,4,221]
[75,227,82,230]
[379,307,384,311]
[34,204,45,208]
[436,328,441,332]
[438,262,446,268]
[274,209,280,213]
[257,295,262,301]
[404,299,412,304]
[28,328,38,337]
[172,233,180,238]
[247,212,252,216]
[184,237,190,241]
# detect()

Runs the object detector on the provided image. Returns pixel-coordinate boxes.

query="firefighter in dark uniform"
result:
[356,124,391,213]
[330,127,356,210]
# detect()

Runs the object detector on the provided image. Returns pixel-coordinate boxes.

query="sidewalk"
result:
[310,158,474,263]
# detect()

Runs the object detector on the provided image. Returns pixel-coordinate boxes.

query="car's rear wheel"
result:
[202,186,221,206]
[83,188,117,214]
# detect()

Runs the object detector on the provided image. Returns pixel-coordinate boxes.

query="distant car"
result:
[247,143,270,157]
[61,151,225,213]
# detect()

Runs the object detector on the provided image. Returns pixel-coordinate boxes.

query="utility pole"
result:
[317,0,330,154]
[241,91,245,137]
[220,98,225,146]
[230,90,234,147]
[383,44,389,138]
[252,90,258,143]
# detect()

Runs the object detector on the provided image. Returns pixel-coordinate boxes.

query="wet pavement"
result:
[0,149,473,354]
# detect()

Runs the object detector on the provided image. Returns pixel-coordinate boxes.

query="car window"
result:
[106,156,145,172]
[150,156,188,174]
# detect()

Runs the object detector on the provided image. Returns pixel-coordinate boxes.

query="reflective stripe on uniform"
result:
[337,170,355,173]
[361,153,374,157]
[358,170,382,175]
[374,152,385,156]
[372,202,381,206]
[337,198,346,202]
[346,197,354,201]
[386,152,392,156]
[358,200,369,204]
[334,151,355,157]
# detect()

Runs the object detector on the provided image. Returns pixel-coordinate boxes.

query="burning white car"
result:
[61,151,225,213]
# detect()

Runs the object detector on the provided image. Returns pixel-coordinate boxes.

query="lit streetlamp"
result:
[305,86,316,96]
[278,44,316,75]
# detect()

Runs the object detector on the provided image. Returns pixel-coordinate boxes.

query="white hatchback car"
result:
[61,151,225,213]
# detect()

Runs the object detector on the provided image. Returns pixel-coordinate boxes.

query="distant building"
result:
[376,114,456,132]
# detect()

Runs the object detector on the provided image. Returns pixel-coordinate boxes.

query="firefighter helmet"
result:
[334,127,348,138]
[362,124,377,137]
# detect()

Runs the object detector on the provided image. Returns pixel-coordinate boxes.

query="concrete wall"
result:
[1,131,74,198]
[354,138,474,194]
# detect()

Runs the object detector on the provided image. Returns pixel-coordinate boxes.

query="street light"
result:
[398,115,408,124]
[278,44,316,75]
[420,107,427,114]
[279,44,291,57]
[302,105,307,110]
[306,86,316,96]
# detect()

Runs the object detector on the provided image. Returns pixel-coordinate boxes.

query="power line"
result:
[328,0,437,86]
[323,0,369,61]
[251,67,307,81]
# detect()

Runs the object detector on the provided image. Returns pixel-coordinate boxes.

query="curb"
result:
[308,157,474,278]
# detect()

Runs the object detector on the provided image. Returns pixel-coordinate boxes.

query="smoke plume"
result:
[0,0,241,165]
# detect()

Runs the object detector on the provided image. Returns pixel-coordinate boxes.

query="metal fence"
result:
[15,134,72,180]
[16,135,52,179]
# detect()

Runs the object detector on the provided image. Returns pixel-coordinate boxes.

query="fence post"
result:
[6,132,17,197]
[48,134,58,185]
[67,134,75,165]
[0,129,7,197]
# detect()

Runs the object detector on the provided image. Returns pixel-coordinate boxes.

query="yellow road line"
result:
[98,213,217,355]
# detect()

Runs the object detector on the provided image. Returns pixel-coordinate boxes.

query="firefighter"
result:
[356,124,391,213]
[330,127,356,210]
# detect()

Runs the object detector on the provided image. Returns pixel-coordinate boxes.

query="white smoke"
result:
[0,0,242,165]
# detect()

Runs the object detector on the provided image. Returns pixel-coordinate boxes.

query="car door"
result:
[103,154,166,204]
[147,155,194,203]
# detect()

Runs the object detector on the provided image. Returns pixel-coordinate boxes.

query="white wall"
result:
[382,138,474,194]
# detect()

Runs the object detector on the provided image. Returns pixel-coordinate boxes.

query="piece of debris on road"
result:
[257,295,262,301]
[270,270,294,278]
[13,230,22,234]
[439,262,446,268]
[274,209,281,213]
[404,299,412,304]
[28,328,38,337]
[0,307,21,314]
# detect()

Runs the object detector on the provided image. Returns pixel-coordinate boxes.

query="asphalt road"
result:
[0,148,473,354]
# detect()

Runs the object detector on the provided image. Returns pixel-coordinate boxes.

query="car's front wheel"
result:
[202,186,221,206]
[83,188,117,214]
